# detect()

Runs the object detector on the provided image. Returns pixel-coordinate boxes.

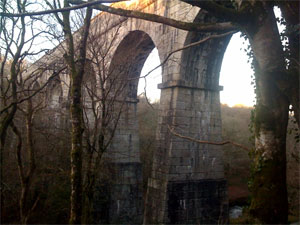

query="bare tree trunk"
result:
[82,150,94,225]
[82,151,100,225]
[246,5,289,224]
[0,2,26,218]
[250,62,289,224]
[69,67,84,225]
[12,99,37,225]
[60,2,93,223]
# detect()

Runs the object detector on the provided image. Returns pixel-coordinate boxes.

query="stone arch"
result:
[82,61,97,126]
[32,81,40,90]
[29,81,42,105]
[27,1,236,223]
[164,10,232,224]
[108,30,156,99]
[82,61,97,103]
[145,10,232,224]
[180,10,231,88]
[177,9,232,151]
[103,30,160,224]
[43,75,64,128]
[46,76,63,109]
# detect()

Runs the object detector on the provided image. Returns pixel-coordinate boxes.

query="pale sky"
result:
[138,33,255,107]
[219,33,255,107]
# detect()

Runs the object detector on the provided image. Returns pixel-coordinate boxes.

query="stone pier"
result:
[29,0,233,223]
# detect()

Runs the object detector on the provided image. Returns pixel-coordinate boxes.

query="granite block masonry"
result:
[27,0,232,223]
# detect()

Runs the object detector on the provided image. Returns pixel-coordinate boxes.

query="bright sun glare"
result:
[219,33,255,107]
[124,0,138,6]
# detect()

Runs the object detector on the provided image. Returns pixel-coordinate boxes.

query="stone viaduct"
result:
[28,0,232,223]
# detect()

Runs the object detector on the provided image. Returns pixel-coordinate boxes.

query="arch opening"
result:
[165,10,232,224]
[46,76,63,109]
[180,11,231,89]
[103,30,161,224]
[175,10,256,224]
[219,33,256,218]
[138,47,162,103]
[109,30,157,100]
[219,33,255,107]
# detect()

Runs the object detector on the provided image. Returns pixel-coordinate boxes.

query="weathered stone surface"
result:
[166,179,228,224]
[109,162,143,224]
[27,0,232,224]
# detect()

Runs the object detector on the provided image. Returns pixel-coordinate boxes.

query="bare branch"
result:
[0,67,66,115]
[10,122,24,182]
[142,77,155,110]
[0,0,125,17]
[138,31,235,81]
[93,3,237,32]
[168,125,250,152]
[24,195,40,223]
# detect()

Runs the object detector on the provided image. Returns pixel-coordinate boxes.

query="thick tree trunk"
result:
[246,5,289,224]
[250,64,289,224]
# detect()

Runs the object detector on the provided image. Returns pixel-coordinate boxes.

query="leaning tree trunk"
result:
[246,4,289,224]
